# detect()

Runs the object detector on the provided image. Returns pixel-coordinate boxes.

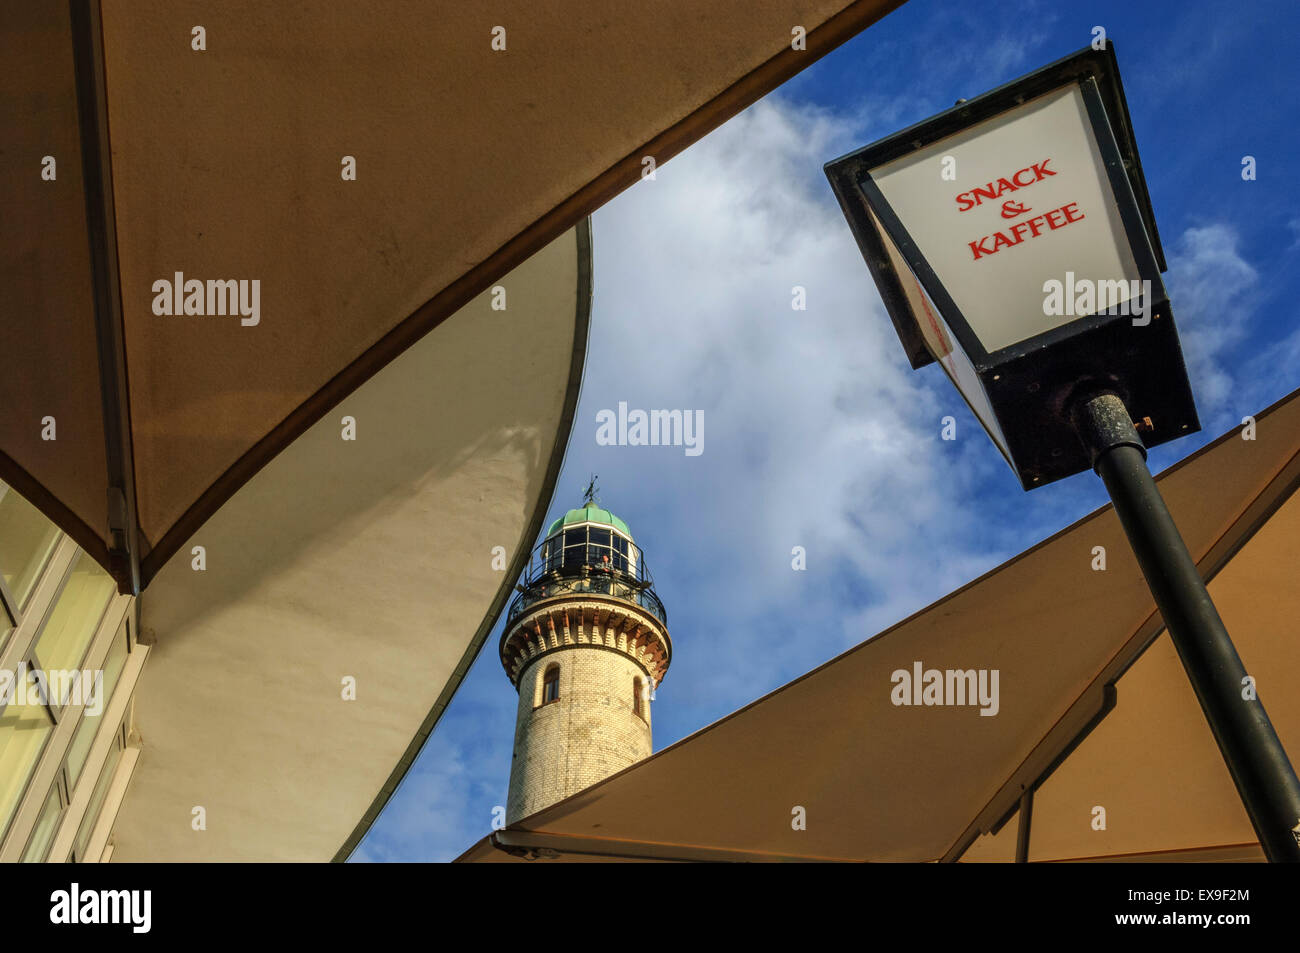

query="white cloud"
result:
[583,96,1019,714]
[1163,224,1259,421]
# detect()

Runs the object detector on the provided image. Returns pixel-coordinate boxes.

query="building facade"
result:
[499,502,671,824]
[0,482,147,862]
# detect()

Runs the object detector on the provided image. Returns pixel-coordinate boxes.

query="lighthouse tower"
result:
[500,492,671,823]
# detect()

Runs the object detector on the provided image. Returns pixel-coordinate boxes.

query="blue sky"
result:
[354,0,1300,861]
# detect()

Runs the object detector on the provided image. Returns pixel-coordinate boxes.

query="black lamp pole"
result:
[1073,392,1300,862]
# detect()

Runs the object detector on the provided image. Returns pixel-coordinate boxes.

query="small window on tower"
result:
[633,677,645,721]
[542,665,560,705]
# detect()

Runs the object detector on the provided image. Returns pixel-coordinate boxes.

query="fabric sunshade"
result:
[458,388,1300,862]
[111,222,589,862]
[0,0,902,592]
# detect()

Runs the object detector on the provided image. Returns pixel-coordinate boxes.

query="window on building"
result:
[0,489,140,860]
[66,617,131,789]
[0,482,62,615]
[20,782,64,862]
[588,527,610,568]
[542,665,560,705]
[562,528,586,569]
[632,677,645,720]
[0,668,56,840]
[33,550,115,675]
[541,536,561,573]
[612,534,629,573]
[73,719,125,861]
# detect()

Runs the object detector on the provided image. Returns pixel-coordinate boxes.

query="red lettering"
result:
[956,158,1055,213]
[965,200,1085,262]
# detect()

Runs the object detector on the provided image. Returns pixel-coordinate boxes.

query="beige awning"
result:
[110,223,587,862]
[458,388,1300,862]
[1,0,902,592]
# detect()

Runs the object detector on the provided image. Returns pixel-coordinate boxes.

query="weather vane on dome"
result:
[582,474,600,507]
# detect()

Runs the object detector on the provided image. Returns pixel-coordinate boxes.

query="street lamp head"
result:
[825,44,1198,489]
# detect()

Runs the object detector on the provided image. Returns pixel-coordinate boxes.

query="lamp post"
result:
[825,45,1300,861]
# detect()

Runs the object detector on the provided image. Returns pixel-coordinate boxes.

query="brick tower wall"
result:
[506,645,652,824]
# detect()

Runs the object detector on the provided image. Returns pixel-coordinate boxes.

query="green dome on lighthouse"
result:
[545,503,632,540]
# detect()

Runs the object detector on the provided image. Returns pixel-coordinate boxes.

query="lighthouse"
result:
[499,489,671,824]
